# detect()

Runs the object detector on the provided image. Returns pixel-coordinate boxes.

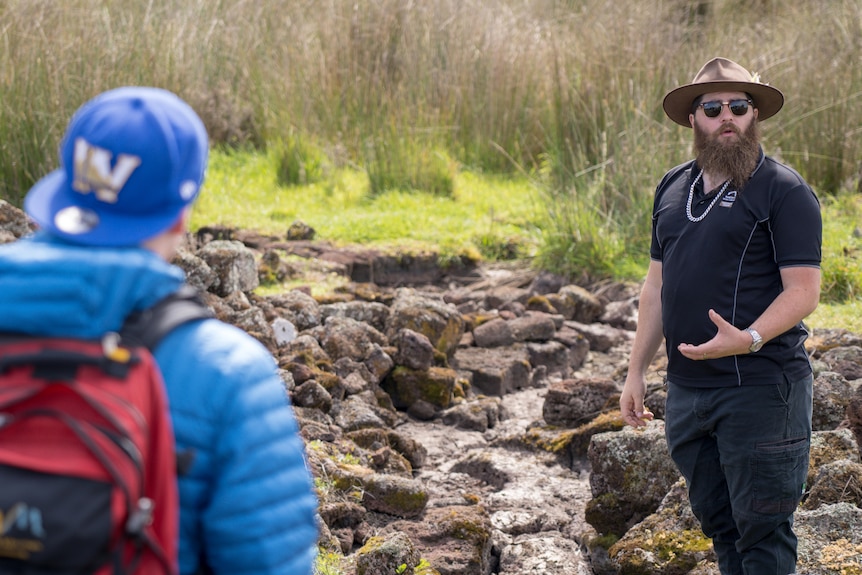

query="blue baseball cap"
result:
[25,86,209,246]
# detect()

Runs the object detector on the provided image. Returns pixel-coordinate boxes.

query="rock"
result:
[812,371,853,431]
[847,384,862,458]
[472,318,515,348]
[453,345,531,397]
[393,328,436,371]
[312,315,389,362]
[599,298,638,331]
[802,458,862,510]
[609,478,715,575]
[497,532,590,575]
[355,532,423,575]
[559,284,605,323]
[383,366,457,412]
[807,428,861,490]
[586,420,680,537]
[266,289,322,331]
[440,398,504,433]
[508,312,557,342]
[382,505,493,575]
[292,379,333,412]
[794,503,862,574]
[526,341,571,378]
[320,300,391,334]
[197,239,259,296]
[0,200,35,241]
[564,320,632,353]
[542,377,619,428]
[820,345,862,380]
[387,289,465,359]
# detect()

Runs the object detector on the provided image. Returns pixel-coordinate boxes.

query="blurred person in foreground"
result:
[620,57,821,575]
[0,86,319,574]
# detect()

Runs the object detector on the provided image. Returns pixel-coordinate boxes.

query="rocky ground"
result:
[2,202,861,575]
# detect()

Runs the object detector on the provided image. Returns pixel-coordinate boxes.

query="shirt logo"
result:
[720,190,737,208]
[72,138,141,203]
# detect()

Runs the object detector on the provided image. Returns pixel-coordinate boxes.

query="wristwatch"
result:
[745,328,764,353]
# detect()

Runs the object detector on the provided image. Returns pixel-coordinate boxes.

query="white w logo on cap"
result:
[71,138,142,203]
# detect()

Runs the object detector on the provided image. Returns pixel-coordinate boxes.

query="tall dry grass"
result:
[2,0,861,284]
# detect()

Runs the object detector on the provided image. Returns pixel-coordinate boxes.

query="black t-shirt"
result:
[650,152,822,387]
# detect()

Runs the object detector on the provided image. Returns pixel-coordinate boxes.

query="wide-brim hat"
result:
[662,57,784,127]
[25,86,208,246]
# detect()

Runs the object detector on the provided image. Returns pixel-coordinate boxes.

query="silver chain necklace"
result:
[686,169,730,223]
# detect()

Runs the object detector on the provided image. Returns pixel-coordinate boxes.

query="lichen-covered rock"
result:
[542,377,619,428]
[383,505,494,575]
[558,284,605,323]
[847,384,862,458]
[264,289,322,331]
[393,328,436,371]
[387,289,465,359]
[508,312,557,342]
[609,478,715,575]
[801,458,862,510]
[807,428,861,489]
[172,247,218,292]
[472,317,515,348]
[320,300,391,334]
[355,532,421,575]
[795,502,862,575]
[526,340,571,378]
[812,371,853,431]
[440,397,504,433]
[197,239,259,296]
[586,420,680,537]
[311,315,389,362]
[345,428,428,470]
[383,366,457,411]
[820,345,862,380]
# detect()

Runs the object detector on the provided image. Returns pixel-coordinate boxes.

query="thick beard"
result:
[694,120,761,189]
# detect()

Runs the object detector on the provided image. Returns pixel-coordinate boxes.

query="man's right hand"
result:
[619,377,654,428]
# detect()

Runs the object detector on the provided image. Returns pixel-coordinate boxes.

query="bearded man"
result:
[620,57,822,575]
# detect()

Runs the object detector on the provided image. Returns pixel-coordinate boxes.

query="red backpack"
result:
[0,286,211,574]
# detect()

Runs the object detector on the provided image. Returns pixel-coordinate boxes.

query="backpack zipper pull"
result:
[102,332,131,363]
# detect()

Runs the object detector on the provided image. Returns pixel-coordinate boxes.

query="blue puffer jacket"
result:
[0,233,319,575]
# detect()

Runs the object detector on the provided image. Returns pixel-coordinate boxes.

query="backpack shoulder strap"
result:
[121,284,214,350]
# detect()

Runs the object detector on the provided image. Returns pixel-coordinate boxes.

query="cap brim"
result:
[25,169,184,246]
[663,81,785,127]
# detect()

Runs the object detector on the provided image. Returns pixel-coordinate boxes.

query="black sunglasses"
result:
[697,98,753,118]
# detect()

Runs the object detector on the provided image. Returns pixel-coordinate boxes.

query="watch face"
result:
[747,329,763,352]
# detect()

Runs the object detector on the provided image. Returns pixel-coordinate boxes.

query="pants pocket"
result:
[751,436,809,515]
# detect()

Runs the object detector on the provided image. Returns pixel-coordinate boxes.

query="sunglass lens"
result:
[701,102,722,117]
[729,100,750,115]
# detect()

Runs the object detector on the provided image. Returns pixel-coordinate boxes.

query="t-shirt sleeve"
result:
[771,183,822,268]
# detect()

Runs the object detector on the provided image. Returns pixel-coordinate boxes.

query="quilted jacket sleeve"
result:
[155,319,319,575]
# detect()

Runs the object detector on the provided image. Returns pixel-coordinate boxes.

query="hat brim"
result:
[25,169,185,247]
[663,81,784,127]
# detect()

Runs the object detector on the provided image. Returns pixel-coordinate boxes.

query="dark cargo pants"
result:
[665,374,813,575]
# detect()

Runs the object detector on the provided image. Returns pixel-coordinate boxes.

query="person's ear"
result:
[168,207,192,233]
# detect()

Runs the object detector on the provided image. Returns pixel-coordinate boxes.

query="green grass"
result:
[808,301,862,335]
[194,147,543,262]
